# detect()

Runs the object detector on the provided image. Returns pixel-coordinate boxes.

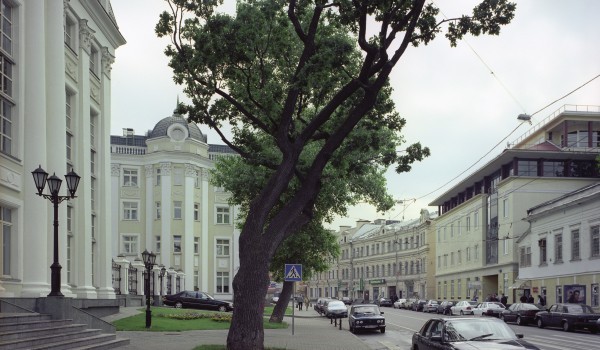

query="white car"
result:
[393,298,407,309]
[472,302,506,316]
[450,300,478,315]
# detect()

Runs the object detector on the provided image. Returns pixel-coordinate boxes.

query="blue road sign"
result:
[284,264,302,282]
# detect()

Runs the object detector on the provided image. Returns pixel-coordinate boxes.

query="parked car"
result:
[393,298,407,309]
[404,298,417,310]
[324,300,348,319]
[348,304,385,334]
[377,298,393,307]
[341,296,353,305]
[314,297,331,315]
[423,300,439,313]
[450,300,478,315]
[535,303,600,333]
[162,290,233,312]
[436,300,455,315]
[501,303,545,326]
[472,302,506,317]
[411,317,540,349]
[412,299,427,312]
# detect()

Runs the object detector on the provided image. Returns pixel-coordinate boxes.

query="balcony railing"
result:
[111,145,146,155]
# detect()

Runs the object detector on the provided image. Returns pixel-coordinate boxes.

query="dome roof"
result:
[148,115,207,143]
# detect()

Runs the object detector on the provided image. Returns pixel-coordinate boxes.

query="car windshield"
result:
[328,301,345,308]
[353,306,379,315]
[444,319,516,342]
[522,304,543,310]
[566,304,594,314]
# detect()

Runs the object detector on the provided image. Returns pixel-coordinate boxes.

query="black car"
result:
[437,301,455,315]
[341,296,353,305]
[535,303,600,333]
[377,298,393,307]
[412,299,426,312]
[348,304,385,334]
[411,317,540,349]
[501,303,544,326]
[324,300,348,319]
[314,297,332,315]
[162,290,233,312]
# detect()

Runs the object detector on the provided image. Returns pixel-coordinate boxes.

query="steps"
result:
[0,313,129,349]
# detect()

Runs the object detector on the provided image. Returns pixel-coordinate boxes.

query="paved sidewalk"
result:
[103,304,371,350]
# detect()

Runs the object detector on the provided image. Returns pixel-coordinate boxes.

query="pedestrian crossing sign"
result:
[284,264,302,282]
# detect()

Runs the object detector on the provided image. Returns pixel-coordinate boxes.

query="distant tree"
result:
[156,1,515,348]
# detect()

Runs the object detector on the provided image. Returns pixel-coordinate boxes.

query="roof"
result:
[110,135,147,147]
[147,115,207,143]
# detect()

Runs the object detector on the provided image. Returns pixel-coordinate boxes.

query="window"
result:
[458,250,462,264]
[194,203,200,221]
[90,113,97,148]
[571,229,580,260]
[66,132,73,163]
[90,45,99,76]
[437,256,440,268]
[450,252,454,265]
[458,219,462,235]
[194,237,199,254]
[443,254,447,267]
[217,239,230,256]
[173,235,181,253]
[67,206,73,233]
[555,234,563,263]
[155,168,161,186]
[195,170,200,188]
[450,223,454,238]
[517,160,537,176]
[543,161,564,177]
[173,201,182,219]
[556,286,562,303]
[65,91,73,130]
[122,234,138,254]
[123,168,138,187]
[539,238,547,265]
[216,206,230,224]
[123,201,138,220]
[592,225,600,258]
[466,247,471,261]
[90,177,96,211]
[592,284,599,308]
[0,1,13,157]
[503,236,509,255]
[173,167,183,186]
[474,245,479,260]
[90,150,96,175]
[91,214,96,238]
[451,280,455,298]
[155,236,161,253]
[155,202,161,220]
[217,272,230,293]
[474,211,479,228]
[1,206,12,276]
[67,236,72,283]
[466,217,471,232]
[64,13,76,50]
[503,198,508,217]
[519,246,532,267]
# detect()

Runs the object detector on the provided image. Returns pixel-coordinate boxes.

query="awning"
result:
[509,279,531,289]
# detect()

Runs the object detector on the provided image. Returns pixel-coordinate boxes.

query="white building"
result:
[0,1,125,298]
[110,115,239,300]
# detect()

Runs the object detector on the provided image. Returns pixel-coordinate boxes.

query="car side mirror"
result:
[515,334,524,339]
[430,335,442,342]
[380,311,384,314]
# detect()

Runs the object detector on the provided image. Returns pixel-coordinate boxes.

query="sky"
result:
[110,0,600,231]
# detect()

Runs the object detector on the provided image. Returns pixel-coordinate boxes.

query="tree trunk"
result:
[269,281,294,323]
[226,250,270,350]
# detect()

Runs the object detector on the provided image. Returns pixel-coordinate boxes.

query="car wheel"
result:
[380,327,386,333]
[562,321,572,332]
[218,305,227,312]
[516,316,524,326]
[460,310,464,316]
[175,302,183,309]
[536,318,544,328]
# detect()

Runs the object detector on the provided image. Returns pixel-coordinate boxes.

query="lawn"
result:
[113,306,290,332]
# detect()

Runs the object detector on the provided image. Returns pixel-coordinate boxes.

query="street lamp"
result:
[159,264,166,300]
[142,249,157,328]
[32,165,80,297]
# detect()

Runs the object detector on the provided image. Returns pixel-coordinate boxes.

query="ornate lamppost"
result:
[142,249,157,328]
[159,264,166,299]
[32,166,80,297]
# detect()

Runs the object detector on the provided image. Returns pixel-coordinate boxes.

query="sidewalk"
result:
[103,304,372,350]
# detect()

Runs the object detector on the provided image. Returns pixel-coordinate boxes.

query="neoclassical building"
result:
[0,1,125,298]
[110,115,239,300]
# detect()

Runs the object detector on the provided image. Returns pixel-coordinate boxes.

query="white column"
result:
[160,163,172,269]
[114,256,130,295]
[184,165,195,290]
[201,168,210,290]
[21,3,50,297]
[71,19,96,298]
[110,164,120,256]
[45,0,71,297]
[97,48,117,299]
[145,165,154,251]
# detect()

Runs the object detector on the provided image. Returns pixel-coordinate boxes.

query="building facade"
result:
[430,105,600,304]
[518,183,600,310]
[310,209,436,301]
[0,1,125,298]
[110,115,239,300]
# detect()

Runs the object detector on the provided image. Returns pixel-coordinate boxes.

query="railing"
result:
[167,277,172,295]
[176,276,181,293]
[111,145,146,155]
[128,263,138,295]
[111,260,121,295]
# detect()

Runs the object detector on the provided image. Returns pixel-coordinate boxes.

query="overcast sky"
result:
[110,0,600,230]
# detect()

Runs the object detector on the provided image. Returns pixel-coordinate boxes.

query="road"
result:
[341,306,600,350]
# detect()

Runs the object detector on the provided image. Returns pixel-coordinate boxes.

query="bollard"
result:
[339,317,342,330]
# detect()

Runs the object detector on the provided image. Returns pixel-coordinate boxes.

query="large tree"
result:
[156,1,515,348]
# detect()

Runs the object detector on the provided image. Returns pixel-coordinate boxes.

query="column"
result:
[201,168,210,290]
[183,164,195,290]
[72,18,96,298]
[145,164,154,252]
[114,256,130,295]
[97,47,117,299]
[21,2,49,297]
[160,163,172,269]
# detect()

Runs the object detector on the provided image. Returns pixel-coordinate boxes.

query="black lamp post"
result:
[32,165,80,297]
[142,249,156,328]
[159,265,166,302]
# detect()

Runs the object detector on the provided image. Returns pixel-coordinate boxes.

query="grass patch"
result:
[113,307,288,331]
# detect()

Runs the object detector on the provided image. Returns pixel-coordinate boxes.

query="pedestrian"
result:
[304,295,309,311]
[527,294,534,303]
[519,294,527,303]
[537,294,545,306]
[500,293,507,305]
[297,295,303,310]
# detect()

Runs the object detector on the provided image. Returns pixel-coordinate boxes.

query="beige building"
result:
[110,114,239,300]
[0,1,125,298]
[310,209,436,301]
[430,105,600,304]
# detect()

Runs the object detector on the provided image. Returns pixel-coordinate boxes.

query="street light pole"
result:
[159,265,166,303]
[142,249,157,328]
[32,166,80,297]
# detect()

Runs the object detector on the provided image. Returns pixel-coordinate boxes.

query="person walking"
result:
[297,295,303,310]
[527,294,534,303]
[500,293,508,305]
[304,295,309,311]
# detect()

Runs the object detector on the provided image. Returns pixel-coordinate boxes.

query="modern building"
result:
[518,183,600,310]
[310,209,436,301]
[0,1,125,298]
[429,105,600,304]
[110,115,239,300]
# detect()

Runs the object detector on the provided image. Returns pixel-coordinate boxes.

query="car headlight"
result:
[357,320,363,324]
